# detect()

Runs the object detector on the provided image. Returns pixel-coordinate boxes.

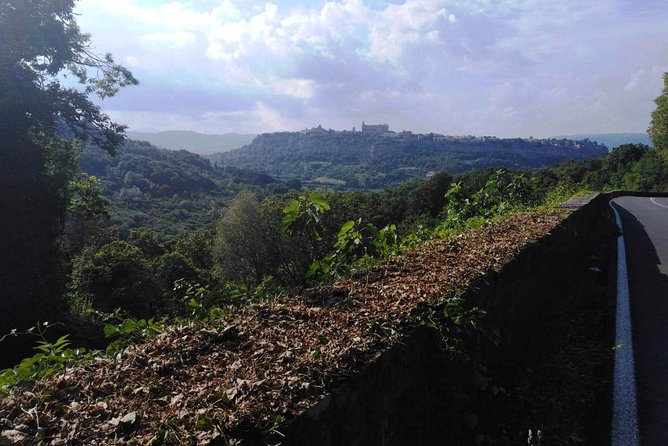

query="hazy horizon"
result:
[76,0,668,138]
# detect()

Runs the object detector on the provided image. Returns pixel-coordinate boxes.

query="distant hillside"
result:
[211,131,607,190]
[126,130,257,156]
[80,140,287,241]
[554,133,650,150]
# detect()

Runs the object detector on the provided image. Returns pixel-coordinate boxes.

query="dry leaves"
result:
[0,211,567,445]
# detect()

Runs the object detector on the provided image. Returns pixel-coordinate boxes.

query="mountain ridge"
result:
[210,130,608,190]
[126,130,257,155]
[553,132,650,150]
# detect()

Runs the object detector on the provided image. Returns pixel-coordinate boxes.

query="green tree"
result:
[622,149,668,192]
[602,144,648,188]
[214,191,273,285]
[69,241,159,318]
[258,196,315,287]
[174,230,215,272]
[62,173,111,253]
[154,252,199,302]
[128,229,165,260]
[0,0,136,331]
[649,73,668,152]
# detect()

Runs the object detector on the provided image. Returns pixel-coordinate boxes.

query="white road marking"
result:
[650,197,668,209]
[609,200,640,446]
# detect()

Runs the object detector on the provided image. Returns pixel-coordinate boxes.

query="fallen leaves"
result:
[0,211,567,444]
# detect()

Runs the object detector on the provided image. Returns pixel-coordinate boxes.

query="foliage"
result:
[0,0,137,152]
[174,281,232,324]
[211,131,605,191]
[174,278,280,325]
[281,192,398,281]
[155,252,199,287]
[367,171,452,231]
[280,191,331,241]
[67,174,110,220]
[400,224,435,250]
[174,230,215,272]
[68,241,161,318]
[433,296,488,359]
[67,232,213,319]
[0,0,136,343]
[100,310,164,357]
[0,323,92,396]
[128,229,165,259]
[62,172,111,254]
[649,72,668,151]
[437,169,540,236]
[308,219,401,280]
[79,140,289,242]
[214,191,274,285]
[539,143,667,193]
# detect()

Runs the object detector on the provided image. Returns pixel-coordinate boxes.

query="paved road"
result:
[612,196,668,445]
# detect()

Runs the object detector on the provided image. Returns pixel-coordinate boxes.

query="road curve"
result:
[611,196,668,446]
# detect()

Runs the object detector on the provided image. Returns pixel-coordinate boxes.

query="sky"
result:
[74,0,668,137]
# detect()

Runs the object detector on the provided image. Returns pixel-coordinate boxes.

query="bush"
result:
[68,241,161,317]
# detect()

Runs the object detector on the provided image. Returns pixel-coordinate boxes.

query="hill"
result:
[554,132,650,150]
[80,140,288,241]
[125,130,256,155]
[210,130,607,190]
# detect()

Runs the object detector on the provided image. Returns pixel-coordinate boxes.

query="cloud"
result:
[78,0,210,31]
[204,0,458,66]
[141,32,196,49]
[264,77,315,99]
[624,69,646,91]
[206,3,282,61]
[75,0,668,136]
[366,0,453,64]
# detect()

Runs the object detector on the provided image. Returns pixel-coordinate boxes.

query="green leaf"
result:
[103,324,120,338]
[53,335,71,348]
[305,261,321,278]
[120,318,138,335]
[308,192,330,211]
[337,220,355,237]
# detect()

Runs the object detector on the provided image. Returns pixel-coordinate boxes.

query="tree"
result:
[0,0,136,332]
[68,242,159,318]
[174,230,215,272]
[649,73,668,152]
[128,229,165,260]
[622,150,668,192]
[214,192,273,285]
[62,173,111,254]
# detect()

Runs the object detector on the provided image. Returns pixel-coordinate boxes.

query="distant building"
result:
[302,124,327,134]
[361,121,389,135]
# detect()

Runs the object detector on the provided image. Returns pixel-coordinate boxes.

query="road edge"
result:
[609,199,640,446]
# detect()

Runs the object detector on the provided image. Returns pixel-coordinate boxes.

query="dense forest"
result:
[80,137,666,245]
[79,140,296,241]
[210,130,607,190]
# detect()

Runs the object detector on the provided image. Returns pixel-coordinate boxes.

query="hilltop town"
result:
[210,123,607,190]
[298,122,598,149]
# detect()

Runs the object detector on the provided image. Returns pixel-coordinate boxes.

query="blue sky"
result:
[75,0,668,137]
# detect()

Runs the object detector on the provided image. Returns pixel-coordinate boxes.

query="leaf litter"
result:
[0,211,567,445]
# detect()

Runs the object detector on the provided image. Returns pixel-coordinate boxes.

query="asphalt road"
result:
[611,196,668,445]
